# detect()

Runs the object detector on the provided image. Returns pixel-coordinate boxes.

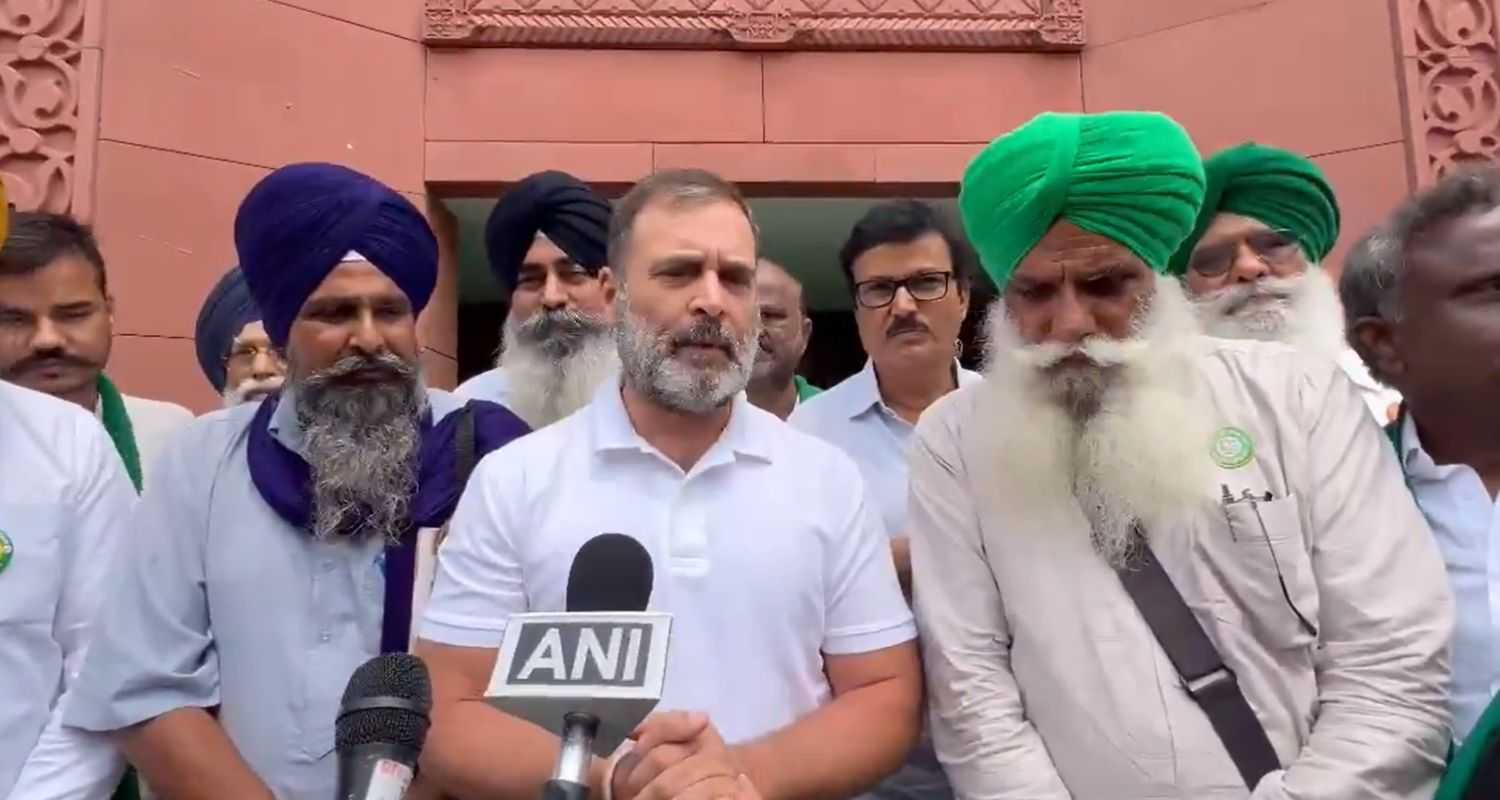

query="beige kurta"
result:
[909,337,1453,800]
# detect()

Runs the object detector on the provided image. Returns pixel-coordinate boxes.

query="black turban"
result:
[485,170,610,290]
[234,162,437,346]
[194,266,261,392]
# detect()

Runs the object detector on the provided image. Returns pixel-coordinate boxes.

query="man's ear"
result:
[1350,315,1405,386]
[598,266,618,303]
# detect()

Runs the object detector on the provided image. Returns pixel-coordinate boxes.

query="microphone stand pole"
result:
[542,712,600,800]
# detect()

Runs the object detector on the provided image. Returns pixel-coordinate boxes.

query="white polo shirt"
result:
[0,380,136,798]
[422,382,916,744]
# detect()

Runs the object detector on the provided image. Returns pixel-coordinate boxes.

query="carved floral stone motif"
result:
[1401,0,1500,183]
[425,0,1085,50]
[0,0,83,213]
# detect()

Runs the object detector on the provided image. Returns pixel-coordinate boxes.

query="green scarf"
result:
[96,375,143,493]
[99,377,144,800]
[793,375,822,402]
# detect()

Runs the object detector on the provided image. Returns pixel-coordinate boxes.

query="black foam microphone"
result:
[335,653,433,800]
[540,534,656,800]
[566,532,654,613]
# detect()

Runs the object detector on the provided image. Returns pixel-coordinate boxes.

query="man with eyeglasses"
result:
[0,211,193,485]
[195,266,286,407]
[1169,143,1401,423]
[790,199,976,800]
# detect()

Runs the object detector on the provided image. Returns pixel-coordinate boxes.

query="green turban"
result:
[958,111,1206,289]
[1168,142,1340,274]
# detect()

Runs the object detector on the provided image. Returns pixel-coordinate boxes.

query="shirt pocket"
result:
[1197,494,1320,652]
[0,502,63,626]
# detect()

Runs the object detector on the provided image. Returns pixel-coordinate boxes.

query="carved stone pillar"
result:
[0,0,93,216]
[1394,0,1500,185]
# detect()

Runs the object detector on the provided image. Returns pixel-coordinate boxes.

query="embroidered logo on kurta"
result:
[1210,426,1254,469]
[0,529,12,575]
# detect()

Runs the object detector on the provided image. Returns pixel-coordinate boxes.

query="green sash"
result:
[97,376,143,800]
[96,375,143,492]
[793,374,822,402]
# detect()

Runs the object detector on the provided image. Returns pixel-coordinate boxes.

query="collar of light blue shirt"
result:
[844,358,981,421]
[587,377,772,467]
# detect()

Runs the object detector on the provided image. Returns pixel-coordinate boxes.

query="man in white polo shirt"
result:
[418,168,921,800]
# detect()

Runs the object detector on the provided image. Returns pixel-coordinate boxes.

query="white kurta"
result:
[909,338,1453,799]
[0,380,136,799]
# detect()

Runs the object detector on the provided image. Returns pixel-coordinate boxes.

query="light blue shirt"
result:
[788,360,982,537]
[65,387,466,800]
[1402,413,1500,741]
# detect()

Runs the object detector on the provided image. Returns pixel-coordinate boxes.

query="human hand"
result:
[612,712,743,800]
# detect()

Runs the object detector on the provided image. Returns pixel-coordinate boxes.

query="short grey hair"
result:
[606,169,756,279]
[1343,167,1500,324]
[1338,225,1401,327]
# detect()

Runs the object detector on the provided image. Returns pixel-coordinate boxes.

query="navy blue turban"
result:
[234,163,437,346]
[485,170,610,290]
[194,266,261,392]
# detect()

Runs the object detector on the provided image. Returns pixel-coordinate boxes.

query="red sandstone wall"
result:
[1082,0,1411,275]
[81,0,1421,411]
[424,48,1083,193]
[90,0,455,413]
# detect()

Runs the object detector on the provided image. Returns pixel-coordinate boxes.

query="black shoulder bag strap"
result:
[438,404,478,550]
[1114,525,1282,789]
[454,403,478,488]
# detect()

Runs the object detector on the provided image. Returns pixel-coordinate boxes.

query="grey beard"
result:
[295,353,426,543]
[502,307,610,363]
[498,314,619,428]
[614,287,759,415]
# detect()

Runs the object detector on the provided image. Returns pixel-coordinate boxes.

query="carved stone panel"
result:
[1397,0,1500,184]
[425,0,1084,51]
[0,0,85,214]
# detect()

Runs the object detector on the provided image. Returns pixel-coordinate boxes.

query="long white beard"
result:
[222,376,284,408]
[1192,267,1347,358]
[976,277,1215,567]
[498,317,619,429]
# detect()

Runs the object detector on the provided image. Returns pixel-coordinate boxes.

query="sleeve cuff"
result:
[418,615,509,649]
[822,616,917,656]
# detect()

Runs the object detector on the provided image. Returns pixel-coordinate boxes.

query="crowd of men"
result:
[1,108,1496,800]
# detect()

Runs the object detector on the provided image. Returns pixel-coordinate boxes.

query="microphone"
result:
[335,653,433,800]
[482,534,672,800]
[566,533,654,614]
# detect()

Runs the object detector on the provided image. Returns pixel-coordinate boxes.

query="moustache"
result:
[7,350,94,374]
[671,320,737,359]
[517,308,606,342]
[1014,336,1146,370]
[305,353,415,387]
[886,316,930,339]
[1201,276,1302,317]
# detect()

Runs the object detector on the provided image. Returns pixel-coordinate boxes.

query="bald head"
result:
[751,258,812,389]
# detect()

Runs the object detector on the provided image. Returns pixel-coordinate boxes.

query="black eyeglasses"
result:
[853,271,953,309]
[1188,229,1303,278]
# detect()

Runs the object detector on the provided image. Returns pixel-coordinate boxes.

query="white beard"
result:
[498,321,619,429]
[222,376,284,407]
[975,277,1216,567]
[1192,267,1347,358]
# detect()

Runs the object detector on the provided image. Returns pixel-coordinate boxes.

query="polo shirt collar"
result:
[588,378,772,466]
